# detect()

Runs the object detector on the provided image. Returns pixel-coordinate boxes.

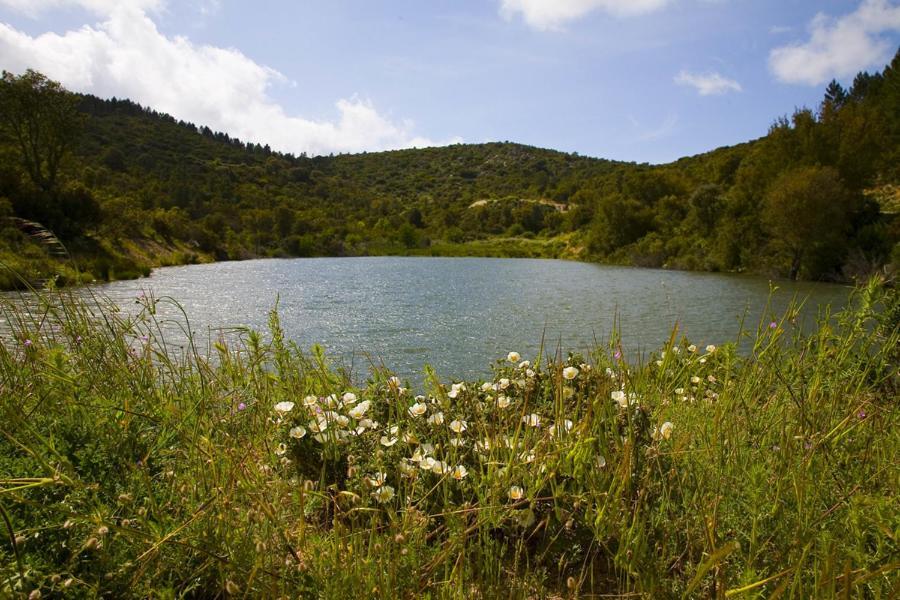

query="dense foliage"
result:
[0,50,898,288]
[0,280,897,597]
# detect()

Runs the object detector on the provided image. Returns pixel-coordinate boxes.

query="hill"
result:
[0,49,898,289]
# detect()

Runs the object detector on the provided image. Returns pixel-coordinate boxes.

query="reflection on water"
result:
[2,257,849,382]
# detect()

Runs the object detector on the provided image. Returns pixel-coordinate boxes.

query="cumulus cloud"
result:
[0,1,454,156]
[674,70,742,95]
[499,0,670,31]
[769,0,900,86]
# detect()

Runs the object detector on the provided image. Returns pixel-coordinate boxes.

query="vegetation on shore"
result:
[1,49,899,289]
[1,279,897,597]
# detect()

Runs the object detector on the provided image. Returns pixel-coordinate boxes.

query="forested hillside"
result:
[1,49,898,289]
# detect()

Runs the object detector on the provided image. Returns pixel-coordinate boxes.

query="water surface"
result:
[55,257,849,382]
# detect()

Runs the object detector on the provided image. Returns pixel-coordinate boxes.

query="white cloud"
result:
[0,0,162,18]
[0,2,455,156]
[499,0,671,31]
[769,0,900,86]
[674,70,742,95]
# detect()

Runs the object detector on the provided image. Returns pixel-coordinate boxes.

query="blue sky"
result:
[1,1,898,163]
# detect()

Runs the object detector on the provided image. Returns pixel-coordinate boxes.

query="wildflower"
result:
[449,419,468,434]
[596,455,607,468]
[525,368,535,378]
[358,417,377,429]
[451,465,468,480]
[507,351,521,363]
[341,392,357,405]
[302,395,318,408]
[23,339,32,347]
[388,376,401,387]
[690,376,701,384]
[707,375,717,383]
[372,485,395,503]
[857,409,867,420]
[275,443,288,456]
[769,321,778,329]
[480,382,493,392]
[522,413,541,427]
[498,378,510,390]
[508,486,524,500]
[448,382,466,399]
[408,402,428,417]
[659,421,674,440]
[237,402,247,411]
[274,401,295,415]
[399,459,418,477]
[380,426,400,447]
[348,400,371,419]
[367,472,387,487]
[699,358,707,364]
[688,344,697,353]
[611,390,630,408]
[289,426,307,439]
[496,395,511,409]
[562,366,579,380]
[519,360,531,369]
[427,411,445,426]
[309,418,328,433]
[450,436,465,447]
[614,349,622,360]
[431,460,450,475]
[549,419,573,436]
[674,388,684,395]
[705,344,716,353]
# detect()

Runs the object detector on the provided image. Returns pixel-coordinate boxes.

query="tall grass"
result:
[0,280,897,598]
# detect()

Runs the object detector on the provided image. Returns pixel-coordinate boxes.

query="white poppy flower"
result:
[289,426,307,439]
[562,366,579,380]
[705,345,716,353]
[372,485,395,503]
[496,395,511,409]
[367,472,387,487]
[408,402,428,417]
[499,378,510,390]
[519,360,531,369]
[427,411,445,426]
[348,400,371,419]
[522,413,541,427]
[508,485,524,500]
[659,421,674,440]
[302,395,318,408]
[449,419,468,433]
[274,401,295,415]
[507,351,521,363]
[451,465,468,480]
[341,392,357,405]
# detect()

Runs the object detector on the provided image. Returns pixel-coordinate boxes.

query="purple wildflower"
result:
[614,349,622,360]
[23,339,32,347]
[857,409,866,420]
[238,402,247,411]
[769,321,778,329]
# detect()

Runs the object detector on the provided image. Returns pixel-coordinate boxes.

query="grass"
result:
[0,278,897,598]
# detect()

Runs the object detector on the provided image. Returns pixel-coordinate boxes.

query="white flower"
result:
[562,366,579,380]
[274,401,295,415]
[480,382,493,392]
[507,351,521,363]
[498,378,510,390]
[688,344,697,353]
[674,388,684,395]
[408,402,428,417]
[348,400,371,419]
[449,419,468,433]
[388,376,401,387]
[508,485,524,500]
[611,390,628,408]
[302,395,318,408]
[275,442,288,456]
[451,465,468,480]
[525,368,535,378]
[549,419,573,436]
[399,459,418,477]
[419,456,436,471]
[372,485,395,503]
[431,460,450,475]
[519,360,531,369]
[380,425,400,447]
[691,376,701,384]
[449,437,465,447]
[496,395,511,409]
[341,392,357,405]
[596,455,607,468]
[705,344,716,354]
[308,418,328,433]
[699,358,707,364]
[659,421,674,440]
[289,426,307,439]
[522,413,541,427]
[427,411,445,426]
[367,472,387,487]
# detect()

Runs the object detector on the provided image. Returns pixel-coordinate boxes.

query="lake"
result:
[39,257,850,383]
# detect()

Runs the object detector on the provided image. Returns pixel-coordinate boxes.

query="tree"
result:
[0,70,84,193]
[762,166,852,280]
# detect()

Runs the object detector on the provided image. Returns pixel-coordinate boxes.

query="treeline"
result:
[0,50,898,287]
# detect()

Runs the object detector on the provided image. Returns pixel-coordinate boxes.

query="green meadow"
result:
[0,279,897,598]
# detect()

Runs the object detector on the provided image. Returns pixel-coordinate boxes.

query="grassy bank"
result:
[0,281,897,598]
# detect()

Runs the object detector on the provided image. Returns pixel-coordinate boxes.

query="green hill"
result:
[1,49,898,289]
